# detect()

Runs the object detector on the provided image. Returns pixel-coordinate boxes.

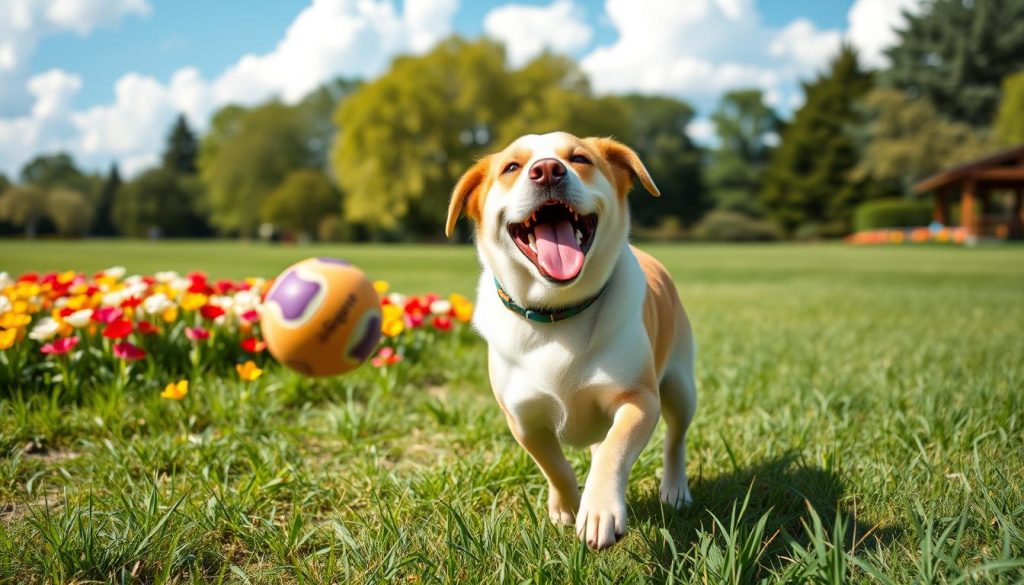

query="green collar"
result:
[494,278,605,323]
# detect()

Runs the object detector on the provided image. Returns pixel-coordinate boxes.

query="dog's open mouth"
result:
[508,200,597,283]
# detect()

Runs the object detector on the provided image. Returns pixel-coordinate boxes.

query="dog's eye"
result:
[503,162,521,174]
[569,154,591,165]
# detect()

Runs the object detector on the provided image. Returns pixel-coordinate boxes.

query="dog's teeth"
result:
[576,229,583,245]
[573,211,579,221]
[528,232,537,253]
[531,211,537,223]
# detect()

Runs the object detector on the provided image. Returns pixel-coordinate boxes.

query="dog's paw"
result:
[548,489,579,525]
[659,479,693,510]
[575,489,626,550]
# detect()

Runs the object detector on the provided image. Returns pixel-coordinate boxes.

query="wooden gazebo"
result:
[914,145,1024,240]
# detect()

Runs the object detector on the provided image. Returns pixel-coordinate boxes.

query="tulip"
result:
[185,326,210,341]
[137,321,161,335]
[200,304,226,320]
[29,318,60,341]
[236,360,263,381]
[371,347,402,367]
[161,380,189,400]
[41,336,79,355]
[92,306,124,324]
[0,329,17,350]
[64,308,93,328]
[241,337,267,353]
[432,316,452,331]
[113,341,146,361]
[102,319,133,339]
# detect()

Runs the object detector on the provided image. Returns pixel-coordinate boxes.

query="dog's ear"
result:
[587,137,660,197]
[446,156,491,237]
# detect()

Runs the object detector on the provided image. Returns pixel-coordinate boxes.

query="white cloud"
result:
[846,0,922,69]
[483,0,593,67]
[580,0,842,109]
[686,118,716,143]
[0,0,459,176]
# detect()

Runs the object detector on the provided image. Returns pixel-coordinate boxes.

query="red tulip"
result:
[137,321,160,335]
[120,296,142,309]
[200,304,225,320]
[185,326,210,341]
[241,337,267,353]
[41,336,79,355]
[431,316,452,331]
[102,319,133,339]
[113,341,146,361]
[239,309,260,323]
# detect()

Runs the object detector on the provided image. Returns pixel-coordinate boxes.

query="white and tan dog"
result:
[446,132,697,550]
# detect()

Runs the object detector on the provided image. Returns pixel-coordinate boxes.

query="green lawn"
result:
[1,241,1023,583]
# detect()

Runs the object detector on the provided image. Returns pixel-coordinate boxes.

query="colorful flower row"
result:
[0,268,474,399]
[845,226,969,245]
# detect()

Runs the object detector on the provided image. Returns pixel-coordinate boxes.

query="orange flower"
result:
[236,360,263,381]
[0,313,31,329]
[161,380,189,400]
[449,293,474,323]
[161,306,179,323]
[181,293,208,311]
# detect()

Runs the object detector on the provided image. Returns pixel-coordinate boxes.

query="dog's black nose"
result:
[529,158,566,187]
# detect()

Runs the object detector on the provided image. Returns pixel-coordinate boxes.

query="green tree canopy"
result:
[761,46,875,234]
[884,0,1024,127]
[260,169,340,238]
[853,89,992,193]
[47,188,94,236]
[994,71,1024,146]
[0,184,48,238]
[115,168,205,237]
[162,114,199,175]
[620,94,708,228]
[199,102,317,236]
[707,89,781,216]
[333,38,636,238]
[19,152,95,195]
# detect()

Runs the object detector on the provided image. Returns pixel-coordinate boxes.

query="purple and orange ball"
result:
[261,258,381,377]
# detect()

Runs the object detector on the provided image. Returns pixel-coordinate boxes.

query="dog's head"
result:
[446,132,659,307]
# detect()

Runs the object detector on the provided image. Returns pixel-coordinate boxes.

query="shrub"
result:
[692,210,781,241]
[853,198,932,231]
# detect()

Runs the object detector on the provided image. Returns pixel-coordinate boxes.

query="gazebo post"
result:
[961,179,977,237]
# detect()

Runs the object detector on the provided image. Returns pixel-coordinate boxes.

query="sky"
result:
[0,0,921,178]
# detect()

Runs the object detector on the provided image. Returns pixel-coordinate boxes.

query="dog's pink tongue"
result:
[533,220,584,280]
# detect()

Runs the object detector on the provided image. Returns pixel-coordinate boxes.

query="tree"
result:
[19,153,94,194]
[260,170,340,239]
[333,39,635,238]
[162,114,199,175]
[199,102,317,236]
[0,173,10,194]
[994,71,1024,146]
[115,168,206,237]
[47,188,94,236]
[620,94,708,228]
[0,185,48,238]
[707,89,781,216]
[761,46,875,234]
[853,89,993,193]
[92,164,121,236]
[298,78,362,170]
[884,0,1024,127]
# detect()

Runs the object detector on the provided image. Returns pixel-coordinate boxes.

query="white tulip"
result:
[429,300,452,315]
[65,309,93,328]
[29,317,60,341]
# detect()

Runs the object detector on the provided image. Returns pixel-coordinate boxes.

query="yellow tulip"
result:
[381,303,403,322]
[181,293,207,311]
[0,329,16,350]
[382,318,404,337]
[0,313,31,329]
[236,360,263,381]
[161,380,189,400]
[57,270,77,285]
[373,280,390,295]
[162,306,179,323]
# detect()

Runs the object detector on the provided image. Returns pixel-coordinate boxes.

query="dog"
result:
[445,132,697,550]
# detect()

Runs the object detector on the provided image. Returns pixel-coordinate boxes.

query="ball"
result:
[261,257,382,376]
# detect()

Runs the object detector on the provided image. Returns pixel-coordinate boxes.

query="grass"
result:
[1,240,1023,583]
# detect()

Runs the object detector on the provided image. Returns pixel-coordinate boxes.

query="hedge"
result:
[853,198,933,231]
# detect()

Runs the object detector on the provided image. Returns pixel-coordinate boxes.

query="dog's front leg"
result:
[508,420,580,525]
[577,390,660,549]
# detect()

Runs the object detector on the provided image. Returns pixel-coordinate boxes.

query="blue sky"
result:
[0,0,917,177]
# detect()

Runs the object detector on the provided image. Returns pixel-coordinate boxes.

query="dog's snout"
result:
[529,158,566,187]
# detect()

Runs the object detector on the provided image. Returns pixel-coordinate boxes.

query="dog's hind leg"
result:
[658,337,697,508]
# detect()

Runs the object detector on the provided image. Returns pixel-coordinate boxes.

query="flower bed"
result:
[845,226,969,245]
[0,268,473,398]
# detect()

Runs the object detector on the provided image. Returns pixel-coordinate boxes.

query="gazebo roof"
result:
[914,144,1024,193]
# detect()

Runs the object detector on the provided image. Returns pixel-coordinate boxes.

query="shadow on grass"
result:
[630,451,901,569]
